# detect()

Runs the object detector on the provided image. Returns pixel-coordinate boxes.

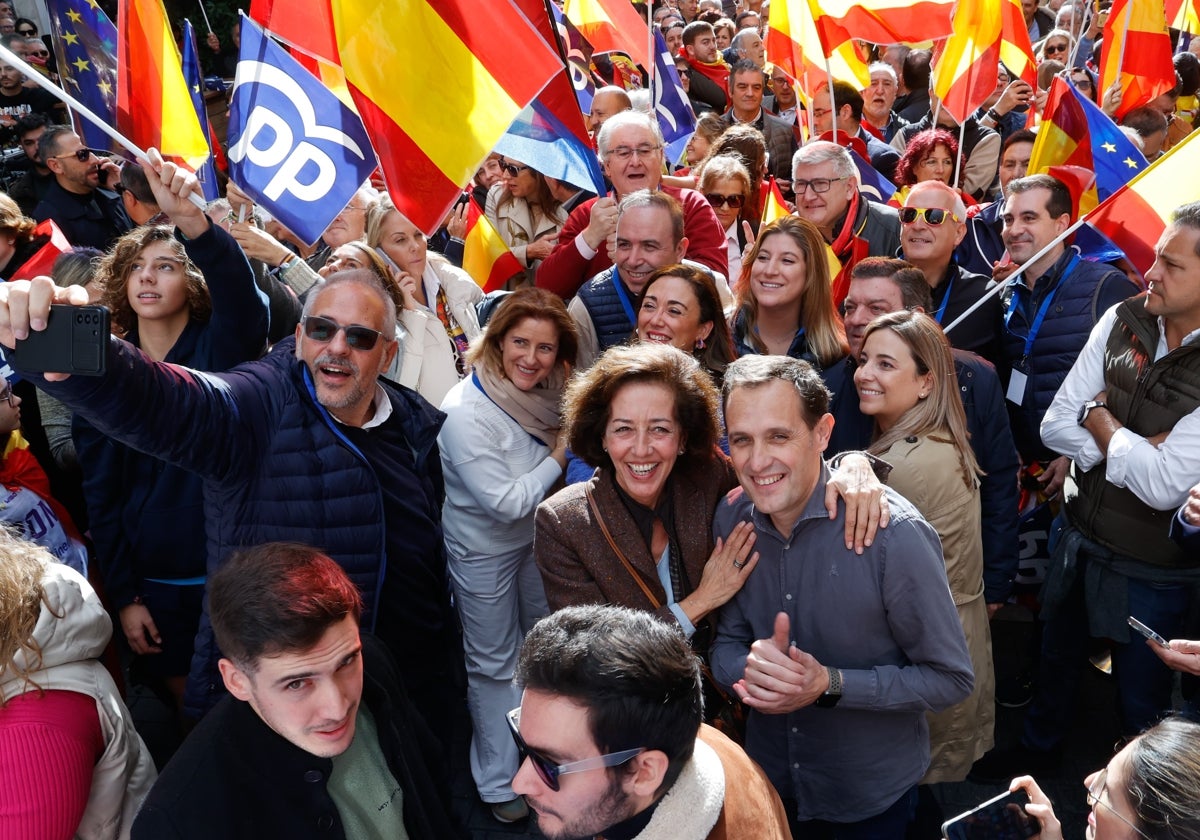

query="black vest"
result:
[577,268,637,351]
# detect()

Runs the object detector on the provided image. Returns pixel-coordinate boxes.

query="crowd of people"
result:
[1,0,1200,838]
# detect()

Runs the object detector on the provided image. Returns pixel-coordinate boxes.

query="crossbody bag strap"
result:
[584,484,663,610]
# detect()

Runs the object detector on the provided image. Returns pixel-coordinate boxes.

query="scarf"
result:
[828,188,871,308]
[686,55,731,95]
[611,475,691,606]
[474,363,565,448]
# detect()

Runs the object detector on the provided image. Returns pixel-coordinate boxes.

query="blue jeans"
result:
[1023,532,1193,752]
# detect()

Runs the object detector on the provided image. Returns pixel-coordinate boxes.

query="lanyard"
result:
[611,267,638,326]
[1005,254,1080,360]
[933,272,955,324]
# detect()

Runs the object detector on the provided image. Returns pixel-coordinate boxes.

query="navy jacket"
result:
[824,350,1021,603]
[34,180,133,251]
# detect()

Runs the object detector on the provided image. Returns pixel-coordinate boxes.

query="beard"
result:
[530,772,640,840]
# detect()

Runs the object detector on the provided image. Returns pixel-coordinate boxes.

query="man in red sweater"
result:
[535,111,727,299]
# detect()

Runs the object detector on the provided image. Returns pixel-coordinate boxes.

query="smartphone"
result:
[942,789,1039,840]
[1129,616,1169,648]
[8,305,108,376]
[374,246,402,274]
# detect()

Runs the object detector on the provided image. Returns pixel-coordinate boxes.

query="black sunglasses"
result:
[16,28,34,35]
[301,315,388,351]
[705,192,745,209]
[52,147,97,163]
[499,161,530,177]
[899,207,959,226]
[506,708,643,792]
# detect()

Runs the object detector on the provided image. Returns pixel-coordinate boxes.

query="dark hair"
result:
[14,111,48,143]
[681,20,714,48]
[1124,717,1200,840]
[1001,128,1037,158]
[36,125,76,164]
[851,257,932,311]
[118,161,156,204]
[895,128,961,187]
[1122,106,1169,138]
[829,80,865,123]
[722,354,831,428]
[1172,201,1200,258]
[563,343,720,469]
[637,263,736,374]
[516,604,702,795]
[98,226,211,336]
[467,286,578,375]
[1174,52,1200,98]
[734,10,760,27]
[902,49,932,92]
[1006,173,1074,220]
[13,17,35,35]
[209,542,363,672]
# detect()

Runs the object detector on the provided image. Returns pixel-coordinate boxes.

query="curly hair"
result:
[0,192,35,246]
[895,128,962,188]
[563,343,720,470]
[97,226,211,337]
[0,529,56,703]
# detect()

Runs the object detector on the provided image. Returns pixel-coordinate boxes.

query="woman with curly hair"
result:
[731,215,849,369]
[0,193,56,280]
[893,128,978,209]
[74,167,268,733]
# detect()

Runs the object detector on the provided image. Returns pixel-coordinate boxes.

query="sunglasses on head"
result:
[506,708,644,792]
[301,315,387,351]
[899,206,959,226]
[499,161,530,177]
[705,192,745,209]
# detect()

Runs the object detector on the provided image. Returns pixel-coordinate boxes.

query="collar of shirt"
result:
[1155,318,1200,360]
[330,383,393,430]
[732,108,764,127]
[747,463,833,541]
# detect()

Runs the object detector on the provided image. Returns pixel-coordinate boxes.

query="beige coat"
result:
[882,434,995,784]
[485,183,568,287]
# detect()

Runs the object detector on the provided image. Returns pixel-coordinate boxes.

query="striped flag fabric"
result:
[562,0,650,69]
[492,97,607,196]
[932,0,1036,123]
[117,0,210,167]
[180,20,221,201]
[248,0,339,64]
[462,197,524,292]
[762,177,791,224]
[1100,0,1176,120]
[46,0,118,152]
[330,0,564,236]
[811,0,953,53]
[1085,129,1199,275]
[766,0,871,97]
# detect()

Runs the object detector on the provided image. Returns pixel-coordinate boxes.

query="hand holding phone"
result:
[942,789,1040,840]
[1129,616,1170,648]
[7,304,108,377]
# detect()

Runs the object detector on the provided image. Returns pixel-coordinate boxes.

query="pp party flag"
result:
[227,15,375,247]
[563,0,650,70]
[649,30,697,166]
[850,149,896,204]
[492,97,607,196]
[46,0,118,152]
[932,0,1036,123]
[117,0,209,168]
[181,20,221,202]
[1085,129,1200,275]
[766,0,871,98]
[1028,77,1147,214]
[462,197,524,292]
[550,1,597,114]
[331,0,564,236]
[1100,0,1176,120]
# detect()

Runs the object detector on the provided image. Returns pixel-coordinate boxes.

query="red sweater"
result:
[535,186,729,298]
[0,690,103,840]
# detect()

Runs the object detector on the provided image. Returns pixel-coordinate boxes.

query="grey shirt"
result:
[710,466,974,823]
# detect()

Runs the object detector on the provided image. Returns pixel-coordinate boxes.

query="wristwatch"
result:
[1078,399,1107,426]
[815,666,843,708]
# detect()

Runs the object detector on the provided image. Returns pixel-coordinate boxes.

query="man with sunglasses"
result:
[133,542,465,839]
[0,37,60,145]
[33,125,132,250]
[510,604,792,840]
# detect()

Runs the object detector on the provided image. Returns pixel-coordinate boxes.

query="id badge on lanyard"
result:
[1004,255,1079,406]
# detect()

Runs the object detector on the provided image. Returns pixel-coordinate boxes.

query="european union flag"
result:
[46,0,117,152]
[181,20,220,202]
[227,15,376,247]
[649,30,697,166]
[1066,81,1148,202]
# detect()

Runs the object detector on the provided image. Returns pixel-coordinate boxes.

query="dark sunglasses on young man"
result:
[505,708,643,792]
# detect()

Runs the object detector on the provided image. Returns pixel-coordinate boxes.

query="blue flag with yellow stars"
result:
[46,0,117,153]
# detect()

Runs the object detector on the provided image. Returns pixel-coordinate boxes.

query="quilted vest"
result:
[577,267,636,350]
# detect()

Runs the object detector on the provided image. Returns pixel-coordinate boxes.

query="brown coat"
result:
[534,457,738,625]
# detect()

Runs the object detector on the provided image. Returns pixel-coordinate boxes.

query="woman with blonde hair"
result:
[854,310,993,786]
[732,216,848,370]
[484,156,567,288]
[0,193,52,280]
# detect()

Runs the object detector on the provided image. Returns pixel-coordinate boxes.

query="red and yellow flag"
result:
[932,0,1035,123]
[766,0,870,99]
[462,198,524,293]
[812,0,953,53]
[116,0,209,167]
[1100,0,1175,120]
[249,0,339,63]
[563,0,650,69]
[329,0,563,236]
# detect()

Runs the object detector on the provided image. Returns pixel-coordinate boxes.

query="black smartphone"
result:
[8,305,108,376]
[942,789,1039,840]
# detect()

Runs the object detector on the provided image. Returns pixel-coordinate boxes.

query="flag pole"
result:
[943,218,1085,335]
[954,119,966,191]
[196,0,214,35]
[825,57,837,137]
[646,2,655,90]
[1068,0,1091,68]
[0,44,207,209]
[1115,0,1133,83]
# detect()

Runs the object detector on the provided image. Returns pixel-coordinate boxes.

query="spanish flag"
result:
[766,0,871,97]
[462,198,524,293]
[932,0,1035,123]
[812,0,953,53]
[1100,0,1175,121]
[116,0,209,168]
[330,0,563,237]
[563,0,650,70]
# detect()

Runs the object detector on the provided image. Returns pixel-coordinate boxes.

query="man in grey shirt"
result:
[710,355,973,837]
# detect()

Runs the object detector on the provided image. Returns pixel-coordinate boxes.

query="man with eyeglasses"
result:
[722,59,797,189]
[0,152,460,744]
[898,181,1004,366]
[537,110,727,298]
[33,126,132,250]
[132,542,465,839]
[810,79,901,185]
[510,603,792,840]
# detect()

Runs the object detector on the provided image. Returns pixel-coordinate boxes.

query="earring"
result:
[918,393,928,400]
[678,447,685,455]
[695,336,706,350]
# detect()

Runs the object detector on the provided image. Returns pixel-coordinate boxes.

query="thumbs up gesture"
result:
[734,612,833,714]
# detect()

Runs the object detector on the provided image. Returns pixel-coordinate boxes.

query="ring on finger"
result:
[733,559,746,569]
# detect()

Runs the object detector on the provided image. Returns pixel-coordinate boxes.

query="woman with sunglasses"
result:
[699,154,754,282]
[1012,717,1200,840]
[893,128,978,209]
[732,215,848,369]
[1036,29,1075,65]
[366,195,482,376]
[484,157,567,289]
[73,163,269,731]
[854,311,993,787]
[436,288,576,824]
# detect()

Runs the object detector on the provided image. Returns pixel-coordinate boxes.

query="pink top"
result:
[0,689,103,840]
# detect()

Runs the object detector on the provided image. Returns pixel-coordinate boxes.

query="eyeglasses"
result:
[794,177,846,194]
[301,315,389,351]
[606,144,662,161]
[1087,768,1153,840]
[499,161,530,177]
[506,708,644,792]
[899,206,960,225]
[705,192,745,209]
[0,382,14,407]
[28,50,48,58]
[811,107,832,120]
[676,67,691,77]
[51,148,97,163]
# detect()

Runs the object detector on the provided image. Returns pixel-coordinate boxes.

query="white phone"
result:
[1128,616,1169,648]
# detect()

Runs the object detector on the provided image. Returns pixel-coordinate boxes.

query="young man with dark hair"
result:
[132,542,464,840]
